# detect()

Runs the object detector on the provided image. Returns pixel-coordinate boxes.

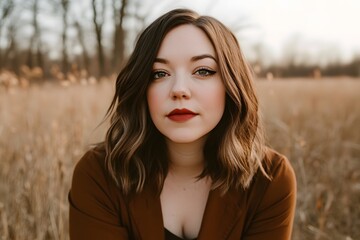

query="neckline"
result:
[128,182,243,240]
[164,228,197,240]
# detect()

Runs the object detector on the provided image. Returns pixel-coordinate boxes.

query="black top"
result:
[165,229,197,240]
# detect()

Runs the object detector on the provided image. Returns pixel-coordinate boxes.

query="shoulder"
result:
[70,144,123,216]
[69,145,133,238]
[252,147,297,213]
[72,144,107,180]
[240,148,297,237]
[71,144,111,194]
[264,148,296,189]
[263,147,296,185]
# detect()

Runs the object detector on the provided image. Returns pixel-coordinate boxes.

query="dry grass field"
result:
[0,78,359,240]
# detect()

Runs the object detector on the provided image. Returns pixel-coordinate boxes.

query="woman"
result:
[69,8,296,240]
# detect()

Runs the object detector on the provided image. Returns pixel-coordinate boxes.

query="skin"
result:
[146,24,226,239]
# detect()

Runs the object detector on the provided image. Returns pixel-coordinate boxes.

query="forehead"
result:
[156,24,216,59]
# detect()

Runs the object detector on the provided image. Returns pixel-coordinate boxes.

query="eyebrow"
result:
[191,54,217,63]
[154,54,217,64]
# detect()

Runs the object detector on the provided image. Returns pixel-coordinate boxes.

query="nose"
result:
[170,75,191,100]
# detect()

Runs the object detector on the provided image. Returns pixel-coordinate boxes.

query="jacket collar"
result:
[128,183,165,240]
[198,187,244,239]
[129,184,244,240]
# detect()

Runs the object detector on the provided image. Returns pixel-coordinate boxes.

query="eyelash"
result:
[151,67,216,80]
[152,70,169,80]
[194,67,216,77]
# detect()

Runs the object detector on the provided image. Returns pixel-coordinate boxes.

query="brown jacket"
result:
[69,146,296,240]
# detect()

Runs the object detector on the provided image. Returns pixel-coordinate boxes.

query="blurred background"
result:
[0,0,359,81]
[0,0,359,239]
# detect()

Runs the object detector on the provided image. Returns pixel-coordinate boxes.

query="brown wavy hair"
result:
[104,8,269,195]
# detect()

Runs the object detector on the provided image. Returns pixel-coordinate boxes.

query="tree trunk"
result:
[27,0,43,70]
[112,0,127,72]
[3,23,19,74]
[74,20,90,75]
[0,0,14,71]
[61,0,69,75]
[91,0,106,77]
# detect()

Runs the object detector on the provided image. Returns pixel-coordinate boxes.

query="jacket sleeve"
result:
[243,156,297,240]
[68,150,129,240]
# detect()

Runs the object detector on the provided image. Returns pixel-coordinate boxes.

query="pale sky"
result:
[12,0,359,65]
[147,0,360,65]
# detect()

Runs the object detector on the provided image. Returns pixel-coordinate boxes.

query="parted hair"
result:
[104,8,269,195]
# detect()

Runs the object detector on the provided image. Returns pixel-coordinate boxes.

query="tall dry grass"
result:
[257,78,360,240]
[0,78,359,240]
[0,82,111,239]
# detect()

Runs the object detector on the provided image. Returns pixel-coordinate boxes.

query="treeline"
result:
[0,0,359,82]
[255,57,360,79]
[0,0,151,81]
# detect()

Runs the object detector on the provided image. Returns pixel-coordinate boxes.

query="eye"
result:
[152,70,169,80]
[194,68,216,77]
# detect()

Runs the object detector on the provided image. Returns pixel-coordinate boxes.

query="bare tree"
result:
[27,0,44,70]
[0,0,14,70]
[73,19,90,75]
[91,0,106,77]
[3,21,19,74]
[112,0,127,72]
[60,0,69,75]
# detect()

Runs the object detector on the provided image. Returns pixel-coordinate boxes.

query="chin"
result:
[165,133,208,145]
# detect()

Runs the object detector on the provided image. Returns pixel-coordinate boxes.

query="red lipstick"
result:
[167,108,198,122]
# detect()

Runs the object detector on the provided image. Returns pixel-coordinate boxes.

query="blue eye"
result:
[195,68,216,76]
[152,71,168,79]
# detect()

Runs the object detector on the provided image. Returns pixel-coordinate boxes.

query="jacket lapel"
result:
[198,187,245,240]
[128,184,244,240]
[128,183,165,240]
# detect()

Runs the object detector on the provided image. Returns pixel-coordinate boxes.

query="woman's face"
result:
[147,24,226,144]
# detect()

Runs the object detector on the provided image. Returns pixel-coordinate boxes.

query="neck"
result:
[165,138,206,178]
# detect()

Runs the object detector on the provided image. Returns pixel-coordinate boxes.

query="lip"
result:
[167,108,198,122]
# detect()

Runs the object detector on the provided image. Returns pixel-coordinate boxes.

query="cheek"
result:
[147,85,162,118]
[204,83,226,114]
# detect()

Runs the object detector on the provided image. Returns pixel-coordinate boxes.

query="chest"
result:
[160,177,211,239]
